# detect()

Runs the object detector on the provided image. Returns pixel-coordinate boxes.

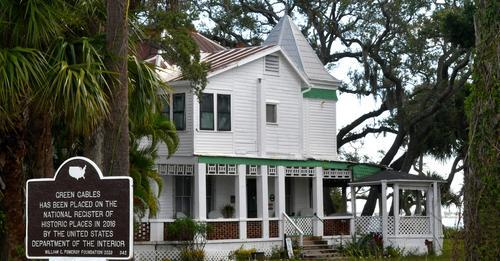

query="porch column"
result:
[381,181,388,248]
[313,167,324,236]
[236,164,247,239]
[433,181,441,254]
[258,165,269,238]
[277,166,286,237]
[393,183,400,236]
[194,163,207,221]
[350,185,356,236]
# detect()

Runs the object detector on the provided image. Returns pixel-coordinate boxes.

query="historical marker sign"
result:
[26,157,133,259]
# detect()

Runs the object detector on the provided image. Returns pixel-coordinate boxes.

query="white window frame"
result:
[198,91,233,132]
[266,101,278,125]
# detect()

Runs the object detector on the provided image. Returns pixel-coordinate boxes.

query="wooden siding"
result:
[263,53,303,158]
[303,98,337,160]
[158,87,194,157]
[194,58,262,155]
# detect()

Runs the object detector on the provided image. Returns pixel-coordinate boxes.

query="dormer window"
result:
[265,55,279,75]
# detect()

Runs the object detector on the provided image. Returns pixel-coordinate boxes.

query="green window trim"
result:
[302,88,338,101]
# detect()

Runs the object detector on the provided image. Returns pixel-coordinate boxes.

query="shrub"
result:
[180,248,205,261]
[268,245,285,259]
[228,246,256,261]
[340,233,404,258]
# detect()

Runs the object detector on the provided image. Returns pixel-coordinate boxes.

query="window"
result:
[172,93,185,130]
[161,100,170,120]
[217,94,231,131]
[200,93,214,130]
[175,176,192,217]
[266,103,277,124]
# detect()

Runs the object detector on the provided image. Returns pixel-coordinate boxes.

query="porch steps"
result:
[301,237,346,260]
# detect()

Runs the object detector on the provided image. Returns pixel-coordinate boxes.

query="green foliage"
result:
[180,248,205,261]
[267,245,286,259]
[222,204,235,218]
[0,209,5,235]
[339,233,404,258]
[443,227,464,239]
[435,3,475,48]
[228,246,256,261]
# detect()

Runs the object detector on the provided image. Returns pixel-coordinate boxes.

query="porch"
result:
[134,162,354,243]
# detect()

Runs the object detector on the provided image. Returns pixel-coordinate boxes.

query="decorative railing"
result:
[289,216,314,236]
[399,216,431,235]
[355,216,382,234]
[283,212,304,247]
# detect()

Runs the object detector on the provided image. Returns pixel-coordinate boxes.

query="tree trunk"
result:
[103,0,129,176]
[464,1,500,259]
[27,110,54,178]
[0,123,28,260]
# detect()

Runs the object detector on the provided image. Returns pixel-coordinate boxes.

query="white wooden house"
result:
[134,16,444,260]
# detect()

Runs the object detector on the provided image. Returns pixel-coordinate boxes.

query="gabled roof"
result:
[190,32,226,53]
[263,15,340,87]
[169,45,309,84]
[350,170,445,186]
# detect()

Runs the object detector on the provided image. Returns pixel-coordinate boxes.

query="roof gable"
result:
[263,16,340,87]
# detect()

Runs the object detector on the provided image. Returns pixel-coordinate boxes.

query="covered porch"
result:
[350,171,444,255]
[134,161,360,244]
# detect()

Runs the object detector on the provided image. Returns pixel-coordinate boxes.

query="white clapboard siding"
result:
[155,175,174,219]
[304,98,337,160]
[263,53,303,157]
[194,59,262,156]
[157,87,194,157]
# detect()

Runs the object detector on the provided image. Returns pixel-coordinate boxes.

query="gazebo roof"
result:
[349,170,445,186]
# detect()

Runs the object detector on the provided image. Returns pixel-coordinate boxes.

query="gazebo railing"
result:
[399,216,431,235]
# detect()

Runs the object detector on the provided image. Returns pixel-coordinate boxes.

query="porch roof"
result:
[349,170,445,186]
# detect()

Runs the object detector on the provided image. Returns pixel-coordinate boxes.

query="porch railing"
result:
[283,212,304,247]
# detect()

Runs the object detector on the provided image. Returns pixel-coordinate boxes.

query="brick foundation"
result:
[247,221,262,238]
[323,219,350,236]
[207,221,239,240]
[134,222,150,241]
[269,220,280,238]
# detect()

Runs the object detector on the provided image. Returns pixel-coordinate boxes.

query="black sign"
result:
[26,157,133,259]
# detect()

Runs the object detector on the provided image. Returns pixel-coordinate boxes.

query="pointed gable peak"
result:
[263,15,340,86]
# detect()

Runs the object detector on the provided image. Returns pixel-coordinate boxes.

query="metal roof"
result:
[350,170,445,186]
[263,15,340,86]
[190,32,226,53]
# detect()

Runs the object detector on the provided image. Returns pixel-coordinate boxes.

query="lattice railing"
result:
[283,212,304,247]
[399,216,431,235]
[355,216,382,234]
[290,216,314,236]
[387,216,395,235]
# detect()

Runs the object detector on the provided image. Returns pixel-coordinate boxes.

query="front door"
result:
[247,178,257,218]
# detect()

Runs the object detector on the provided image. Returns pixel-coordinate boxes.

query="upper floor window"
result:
[217,94,231,131]
[161,100,170,120]
[200,93,214,130]
[266,103,277,124]
[199,93,232,131]
[265,55,279,76]
[172,93,185,130]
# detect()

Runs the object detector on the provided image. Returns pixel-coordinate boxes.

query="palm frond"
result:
[0,47,47,131]
[36,37,110,135]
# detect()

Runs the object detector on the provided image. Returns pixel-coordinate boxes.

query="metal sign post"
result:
[26,157,133,260]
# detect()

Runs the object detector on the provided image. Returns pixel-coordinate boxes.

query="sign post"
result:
[26,156,133,260]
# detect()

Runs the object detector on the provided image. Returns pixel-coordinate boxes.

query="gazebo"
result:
[350,171,445,255]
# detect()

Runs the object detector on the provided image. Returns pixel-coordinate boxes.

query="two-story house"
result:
[134,16,444,260]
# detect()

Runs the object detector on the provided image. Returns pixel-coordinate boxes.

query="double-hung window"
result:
[200,93,231,131]
[175,176,192,217]
[266,103,277,124]
[161,100,170,120]
[217,94,231,131]
[200,93,214,130]
[172,93,185,130]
